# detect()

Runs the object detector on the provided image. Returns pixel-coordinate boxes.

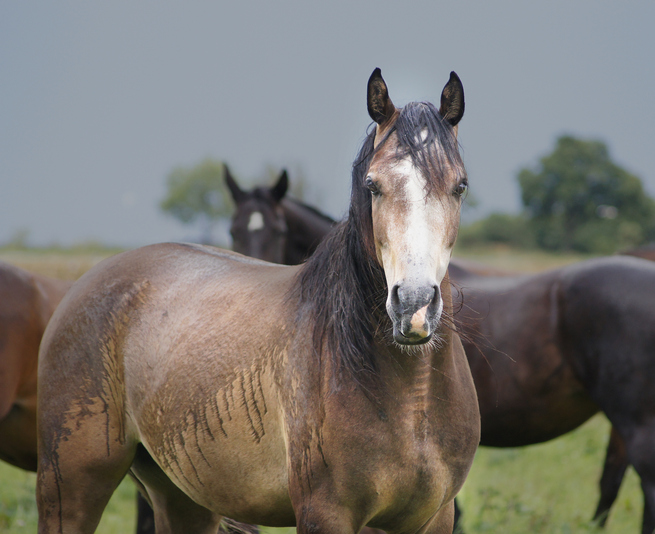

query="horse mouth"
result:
[393,329,434,345]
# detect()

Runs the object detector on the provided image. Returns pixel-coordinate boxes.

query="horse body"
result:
[0,261,71,471]
[37,69,479,534]
[38,248,476,533]
[451,256,655,532]
[450,263,599,446]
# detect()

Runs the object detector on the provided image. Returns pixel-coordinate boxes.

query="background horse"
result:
[0,261,192,534]
[228,181,655,533]
[36,69,480,534]
[0,261,71,472]
[225,165,335,265]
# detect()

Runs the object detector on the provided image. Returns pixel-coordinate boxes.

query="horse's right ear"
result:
[225,164,246,204]
[367,68,396,125]
[439,71,465,127]
[271,170,288,202]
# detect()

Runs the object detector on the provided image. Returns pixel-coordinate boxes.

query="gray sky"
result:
[2,1,654,247]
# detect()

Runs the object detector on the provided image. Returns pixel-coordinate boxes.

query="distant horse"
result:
[225,166,335,265]
[450,258,655,534]
[228,188,655,534]
[0,262,71,471]
[37,69,480,534]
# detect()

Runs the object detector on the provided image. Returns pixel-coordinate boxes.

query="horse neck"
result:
[280,198,334,264]
[297,222,458,403]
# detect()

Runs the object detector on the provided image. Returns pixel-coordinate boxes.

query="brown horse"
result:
[36,69,480,534]
[0,261,173,534]
[0,261,71,472]
[228,188,655,533]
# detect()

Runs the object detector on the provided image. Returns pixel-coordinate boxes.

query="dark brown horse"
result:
[36,69,480,534]
[225,167,335,266]
[0,261,71,472]
[228,187,655,533]
[450,258,655,534]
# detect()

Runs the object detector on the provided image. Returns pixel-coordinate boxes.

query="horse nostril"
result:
[390,283,401,311]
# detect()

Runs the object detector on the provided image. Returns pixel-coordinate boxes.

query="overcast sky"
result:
[1,1,654,247]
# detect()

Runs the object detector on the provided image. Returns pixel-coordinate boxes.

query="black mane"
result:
[295,102,464,391]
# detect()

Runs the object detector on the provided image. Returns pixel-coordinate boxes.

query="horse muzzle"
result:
[388,282,442,345]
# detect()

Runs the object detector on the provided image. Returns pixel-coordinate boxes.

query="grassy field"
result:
[0,245,643,533]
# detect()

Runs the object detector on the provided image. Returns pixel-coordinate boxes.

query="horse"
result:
[450,258,655,533]
[0,261,71,472]
[36,68,480,534]
[227,185,655,533]
[225,166,335,265]
[0,261,188,534]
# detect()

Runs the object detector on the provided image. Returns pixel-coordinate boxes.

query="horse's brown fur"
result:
[0,261,71,472]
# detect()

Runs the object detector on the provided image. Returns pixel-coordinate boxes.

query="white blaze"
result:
[247,212,265,232]
[381,157,451,290]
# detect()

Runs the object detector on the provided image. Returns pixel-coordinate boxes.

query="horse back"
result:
[557,256,655,417]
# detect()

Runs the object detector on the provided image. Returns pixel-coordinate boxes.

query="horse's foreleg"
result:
[592,426,629,527]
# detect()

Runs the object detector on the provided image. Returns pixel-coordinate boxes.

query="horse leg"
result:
[129,476,155,534]
[593,426,629,527]
[37,415,136,534]
[453,497,463,533]
[621,424,655,534]
[130,444,222,534]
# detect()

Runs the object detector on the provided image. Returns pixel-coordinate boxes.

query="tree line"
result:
[162,136,655,255]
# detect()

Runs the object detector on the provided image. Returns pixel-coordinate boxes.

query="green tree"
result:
[160,158,230,244]
[518,135,655,253]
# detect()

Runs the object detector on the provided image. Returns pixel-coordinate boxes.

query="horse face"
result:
[230,198,288,264]
[367,139,463,345]
[226,167,289,264]
[366,69,466,345]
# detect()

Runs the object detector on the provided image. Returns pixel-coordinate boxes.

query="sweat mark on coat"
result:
[99,280,151,456]
[239,368,268,443]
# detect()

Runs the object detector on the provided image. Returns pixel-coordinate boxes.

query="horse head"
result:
[225,165,289,264]
[364,69,467,345]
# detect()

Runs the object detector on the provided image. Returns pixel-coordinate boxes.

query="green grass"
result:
[453,243,596,273]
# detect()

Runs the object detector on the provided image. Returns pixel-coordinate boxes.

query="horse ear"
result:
[439,71,465,127]
[224,164,246,204]
[367,68,396,125]
[271,170,288,202]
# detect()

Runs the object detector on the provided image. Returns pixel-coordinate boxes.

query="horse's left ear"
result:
[367,68,396,125]
[271,170,288,202]
[225,164,247,205]
[439,71,465,127]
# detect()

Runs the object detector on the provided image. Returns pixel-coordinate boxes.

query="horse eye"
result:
[454,181,468,197]
[365,176,380,195]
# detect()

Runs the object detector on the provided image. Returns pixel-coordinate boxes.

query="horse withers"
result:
[37,69,479,534]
